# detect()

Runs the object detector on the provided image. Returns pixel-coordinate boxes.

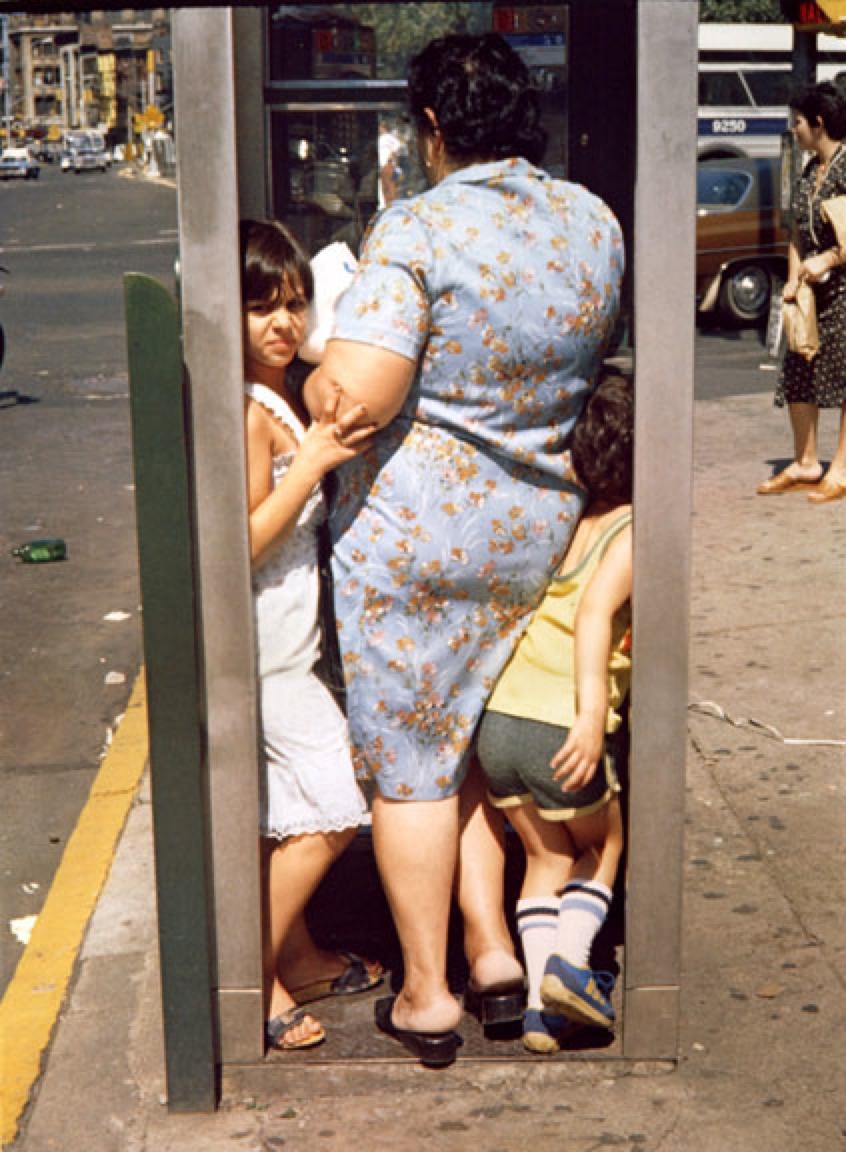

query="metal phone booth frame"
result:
[147,0,697,1108]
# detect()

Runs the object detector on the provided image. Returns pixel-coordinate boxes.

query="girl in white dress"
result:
[240,219,381,1051]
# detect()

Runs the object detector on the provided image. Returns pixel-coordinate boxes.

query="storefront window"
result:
[266,3,568,253]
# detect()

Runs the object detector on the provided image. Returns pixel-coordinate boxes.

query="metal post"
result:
[793,27,818,86]
[233,7,268,219]
[171,7,264,1064]
[624,0,698,1060]
[1,16,11,147]
[124,273,216,1111]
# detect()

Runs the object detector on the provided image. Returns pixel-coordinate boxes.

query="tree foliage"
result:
[356,3,491,76]
[699,0,783,20]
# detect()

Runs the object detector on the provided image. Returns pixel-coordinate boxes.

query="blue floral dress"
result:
[329,157,624,800]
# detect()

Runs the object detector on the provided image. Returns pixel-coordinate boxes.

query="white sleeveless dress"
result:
[246,382,366,839]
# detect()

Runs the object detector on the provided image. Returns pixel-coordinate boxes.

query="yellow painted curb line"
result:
[0,671,149,1149]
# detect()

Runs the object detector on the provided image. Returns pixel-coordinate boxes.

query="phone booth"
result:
[127,0,697,1110]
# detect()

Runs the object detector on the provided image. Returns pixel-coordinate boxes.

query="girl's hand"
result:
[550,714,604,792]
[298,389,377,476]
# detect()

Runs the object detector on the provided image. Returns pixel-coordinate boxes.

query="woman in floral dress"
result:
[305,32,623,1066]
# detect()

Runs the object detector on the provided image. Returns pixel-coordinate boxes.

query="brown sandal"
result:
[289,952,383,1006]
[265,1006,325,1051]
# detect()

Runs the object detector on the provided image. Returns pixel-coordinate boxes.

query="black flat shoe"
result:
[374,996,461,1068]
[464,978,527,1026]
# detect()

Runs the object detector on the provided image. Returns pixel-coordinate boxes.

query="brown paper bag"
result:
[820,195,846,251]
[782,281,818,361]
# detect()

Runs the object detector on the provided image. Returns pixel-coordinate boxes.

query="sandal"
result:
[464,976,527,1026]
[374,996,461,1069]
[265,1006,326,1051]
[289,951,383,1006]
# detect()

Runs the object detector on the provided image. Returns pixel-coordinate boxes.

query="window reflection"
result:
[266,3,568,253]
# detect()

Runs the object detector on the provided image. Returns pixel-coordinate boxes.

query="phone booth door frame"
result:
[163,0,696,1104]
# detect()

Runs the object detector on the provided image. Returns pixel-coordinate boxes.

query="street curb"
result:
[0,671,148,1149]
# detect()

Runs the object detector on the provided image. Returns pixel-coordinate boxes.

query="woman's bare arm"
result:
[303,339,417,430]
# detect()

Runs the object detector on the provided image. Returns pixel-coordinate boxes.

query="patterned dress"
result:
[329,157,624,801]
[778,144,846,408]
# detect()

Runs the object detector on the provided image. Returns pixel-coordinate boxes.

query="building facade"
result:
[1,10,171,148]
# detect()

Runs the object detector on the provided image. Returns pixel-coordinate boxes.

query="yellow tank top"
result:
[486,510,632,731]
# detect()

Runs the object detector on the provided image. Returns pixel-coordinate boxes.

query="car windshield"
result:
[698,70,751,107]
[697,168,752,209]
[743,70,793,106]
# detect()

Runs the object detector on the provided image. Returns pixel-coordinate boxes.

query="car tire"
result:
[717,262,772,325]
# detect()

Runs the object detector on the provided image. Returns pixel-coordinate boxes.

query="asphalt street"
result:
[0,164,178,994]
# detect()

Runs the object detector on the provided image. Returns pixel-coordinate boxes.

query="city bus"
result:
[698,22,846,160]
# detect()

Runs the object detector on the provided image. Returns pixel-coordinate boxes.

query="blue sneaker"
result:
[540,955,616,1030]
[522,1007,581,1054]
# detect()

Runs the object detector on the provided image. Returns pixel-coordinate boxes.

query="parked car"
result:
[696,156,790,325]
[62,145,110,174]
[0,147,41,181]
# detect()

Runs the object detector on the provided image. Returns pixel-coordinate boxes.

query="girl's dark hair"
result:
[571,373,634,505]
[789,80,846,140]
[239,218,313,308]
[407,33,547,165]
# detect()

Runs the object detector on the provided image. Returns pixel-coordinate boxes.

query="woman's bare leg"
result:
[455,760,524,988]
[788,401,822,477]
[823,402,846,481]
[371,793,462,1032]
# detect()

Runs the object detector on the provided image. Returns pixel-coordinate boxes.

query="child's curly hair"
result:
[571,372,634,505]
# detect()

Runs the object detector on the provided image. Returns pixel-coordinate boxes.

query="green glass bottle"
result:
[11,538,68,563]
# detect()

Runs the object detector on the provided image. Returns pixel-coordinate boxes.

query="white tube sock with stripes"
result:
[554,881,613,968]
[516,898,559,1009]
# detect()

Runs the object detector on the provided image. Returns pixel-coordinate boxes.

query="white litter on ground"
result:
[10,915,37,945]
[689,699,846,747]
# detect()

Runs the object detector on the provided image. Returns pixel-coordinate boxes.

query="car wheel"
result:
[717,263,772,325]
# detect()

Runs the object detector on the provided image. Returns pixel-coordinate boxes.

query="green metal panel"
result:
[124,272,216,1111]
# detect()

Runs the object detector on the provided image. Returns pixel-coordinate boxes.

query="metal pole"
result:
[624,0,698,1061]
[793,27,818,86]
[124,274,216,1112]
[1,16,11,147]
[171,6,264,1065]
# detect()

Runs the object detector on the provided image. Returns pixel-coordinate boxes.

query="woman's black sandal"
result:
[463,978,527,1026]
[374,996,461,1068]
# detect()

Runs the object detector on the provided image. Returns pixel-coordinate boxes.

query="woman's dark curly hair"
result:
[789,80,846,141]
[239,218,313,309]
[407,33,547,166]
[571,373,634,505]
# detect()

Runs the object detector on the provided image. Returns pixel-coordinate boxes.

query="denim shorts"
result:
[476,711,621,821]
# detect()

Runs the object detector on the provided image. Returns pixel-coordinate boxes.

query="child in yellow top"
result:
[477,372,633,1051]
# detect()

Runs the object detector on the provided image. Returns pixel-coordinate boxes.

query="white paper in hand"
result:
[299,241,358,364]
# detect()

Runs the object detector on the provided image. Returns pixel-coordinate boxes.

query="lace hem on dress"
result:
[261,813,368,841]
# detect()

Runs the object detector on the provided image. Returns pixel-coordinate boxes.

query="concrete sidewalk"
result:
[8,386,846,1152]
